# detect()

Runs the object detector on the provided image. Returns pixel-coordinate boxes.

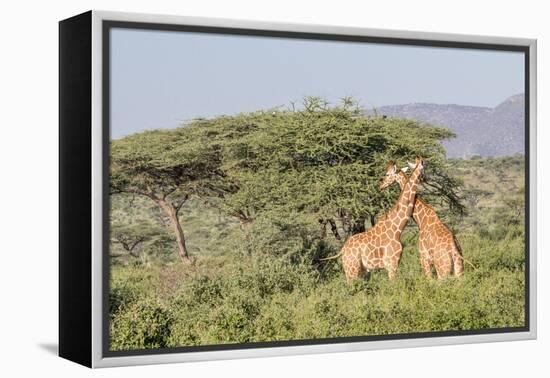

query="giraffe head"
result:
[379,161,410,190]
[408,156,425,178]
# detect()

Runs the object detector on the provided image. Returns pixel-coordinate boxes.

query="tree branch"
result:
[173,194,189,212]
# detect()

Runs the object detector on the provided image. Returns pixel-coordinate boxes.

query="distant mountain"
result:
[373,94,525,158]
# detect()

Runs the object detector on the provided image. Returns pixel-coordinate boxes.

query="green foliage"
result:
[110,299,172,350]
[109,226,525,350]
[110,126,228,200]
[109,265,156,314]
[196,98,462,231]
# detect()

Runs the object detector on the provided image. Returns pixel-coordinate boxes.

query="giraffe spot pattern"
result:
[336,161,424,282]
[380,164,465,280]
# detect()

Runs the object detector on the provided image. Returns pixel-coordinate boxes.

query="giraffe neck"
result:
[391,164,421,231]
[396,171,435,229]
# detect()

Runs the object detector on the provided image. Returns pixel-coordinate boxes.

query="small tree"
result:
[110,223,154,258]
[110,127,228,263]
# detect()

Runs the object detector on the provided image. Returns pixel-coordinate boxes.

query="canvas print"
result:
[107,26,527,353]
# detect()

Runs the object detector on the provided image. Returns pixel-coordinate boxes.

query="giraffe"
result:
[379,162,464,279]
[320,157,424,282]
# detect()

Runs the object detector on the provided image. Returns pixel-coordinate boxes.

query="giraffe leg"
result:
[387,265,398,280]
[419,249,433,278]
[345,265,362,283]
[418,237,433,278]
[385,243,401,280]
[342,249,362,283]
[451,243,464,278]
[360,254,372,280]
[434,249,452,279]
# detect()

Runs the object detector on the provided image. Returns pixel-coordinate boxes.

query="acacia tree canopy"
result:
[111,97,465,262]
[195,98,464,238]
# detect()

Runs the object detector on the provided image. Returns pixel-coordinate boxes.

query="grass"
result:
[109,156,526,351]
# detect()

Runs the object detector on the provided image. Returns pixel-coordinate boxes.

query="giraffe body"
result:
[326,158,424,282]
[340,216,405,281]
[381,166,464,279]
[415,199,464,278]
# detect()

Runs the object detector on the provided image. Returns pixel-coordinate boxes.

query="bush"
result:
[109,265,155,315]
[110,299,172,350]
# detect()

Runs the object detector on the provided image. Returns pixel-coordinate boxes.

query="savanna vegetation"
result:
[109,98,525,351]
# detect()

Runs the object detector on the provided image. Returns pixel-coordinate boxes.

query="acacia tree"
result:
[110,222,157,258]
[110,127,228,263]
[111,225,148,258]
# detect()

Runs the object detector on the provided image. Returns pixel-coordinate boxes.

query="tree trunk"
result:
[351,217,366,234]
[158,200,190,264]
[328,219,341,240]
[319,219,328,239]
[369,214,376,227]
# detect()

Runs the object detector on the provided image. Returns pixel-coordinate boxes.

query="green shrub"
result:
[109,265,155,315]
[110,299,172,350]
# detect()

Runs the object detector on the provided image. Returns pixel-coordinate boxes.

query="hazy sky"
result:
[110,28,524,139]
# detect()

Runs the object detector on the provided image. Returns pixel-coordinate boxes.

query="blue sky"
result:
[110,28,524,139]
